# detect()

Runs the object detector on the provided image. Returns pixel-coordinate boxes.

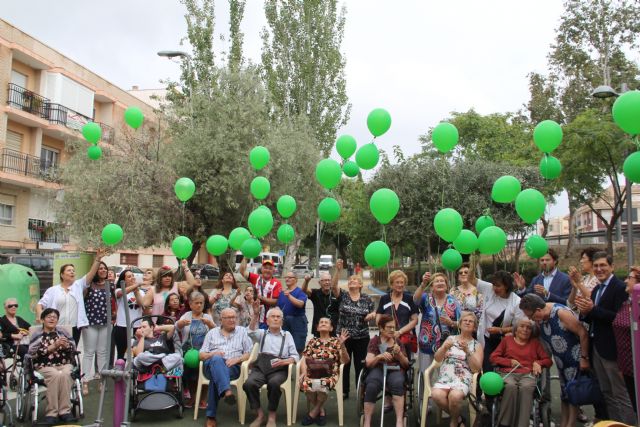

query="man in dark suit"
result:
[575,251,635,425]
[514,248,571,304]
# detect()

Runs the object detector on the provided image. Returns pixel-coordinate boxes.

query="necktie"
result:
[594,283,605,305]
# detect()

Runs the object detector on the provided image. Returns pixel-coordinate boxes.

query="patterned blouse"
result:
[33,331,75,369]
[451,285,483,319]
[613,299,633,376]
[335,290,375,340]
[85,286,108,326]
[210,288,240,325]
[301,337,341,391]
[418,293,461,355]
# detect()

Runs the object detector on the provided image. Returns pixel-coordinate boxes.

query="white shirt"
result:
[248,327,299,361]
[38,277,89,328]
[476,279,524,347]
[115,287,148,328]
[200,326,253,360]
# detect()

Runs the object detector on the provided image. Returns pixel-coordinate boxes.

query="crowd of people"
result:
[0,247,638,427]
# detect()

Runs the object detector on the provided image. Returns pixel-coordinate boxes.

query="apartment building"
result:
[0,19,179,268]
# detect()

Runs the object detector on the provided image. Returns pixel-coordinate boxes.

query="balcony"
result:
[1,148,60,183]
[28,218,69,244]
[7,84,114,143]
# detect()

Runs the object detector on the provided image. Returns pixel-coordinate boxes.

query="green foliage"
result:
[261,0,351,155]
[228,0,246,73]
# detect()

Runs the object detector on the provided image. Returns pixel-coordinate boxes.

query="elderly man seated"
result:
[243,301,299,427]
[28,308,77,425]
[199,307,253,427]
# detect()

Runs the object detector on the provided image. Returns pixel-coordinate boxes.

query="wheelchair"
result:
[0,346,15,427]
[128,315,184,421]
[355,359,417,427]
[2,339,25,423]
[15,350,84,424]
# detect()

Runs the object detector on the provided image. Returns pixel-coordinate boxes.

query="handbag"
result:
[306,358,335,379]
[145,374,167,392]
[391,304,417,353]
[564,371,602,406]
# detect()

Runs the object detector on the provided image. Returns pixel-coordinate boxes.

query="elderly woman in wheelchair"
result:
[27,308,78,425]
[361,314,410,427]
[489,318,552,427]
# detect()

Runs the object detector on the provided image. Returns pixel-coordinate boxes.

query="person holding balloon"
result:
[209,271,241,325]
[451,263,483,320]
[143,259,196,316]
[113,269,147,360]
[519,294,590,427]
[36,248,108,344]
[431,311,483,427]
[240,258,282,329]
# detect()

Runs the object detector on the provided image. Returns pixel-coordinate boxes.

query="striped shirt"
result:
[248,327,299,361]
[200,326,253,359]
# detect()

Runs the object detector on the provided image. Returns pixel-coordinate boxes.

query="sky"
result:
[1,0,569,215]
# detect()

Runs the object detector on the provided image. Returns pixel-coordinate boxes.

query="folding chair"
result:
[292,356,345,426]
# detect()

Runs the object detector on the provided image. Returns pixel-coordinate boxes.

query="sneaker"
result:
[183,389,192,400]
[59,412,75,422]
[199,401,208,410]
[577,409,588,423]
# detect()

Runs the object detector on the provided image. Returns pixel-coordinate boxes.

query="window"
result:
[6,130,22,152]
[549,224,554,232]
[152,255,163,268]
[0,194,16,226]
[621,208,638,223]
[10,70,27,88]
[40,146,59,172]
[120,253,139,266]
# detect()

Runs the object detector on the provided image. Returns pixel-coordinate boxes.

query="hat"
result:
[262,259,274,266]
[158,266,174,277]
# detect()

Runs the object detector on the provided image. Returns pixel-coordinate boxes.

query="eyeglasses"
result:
[627,275,638,281]
[384,325,396,330]
[6,304,18,309]
[458,271,469,275]
[221,316,237,320]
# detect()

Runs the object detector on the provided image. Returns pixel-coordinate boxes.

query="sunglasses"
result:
[6,304,18,309]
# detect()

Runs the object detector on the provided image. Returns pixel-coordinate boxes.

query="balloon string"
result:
[634,135,640,150]
[181,202,185,235]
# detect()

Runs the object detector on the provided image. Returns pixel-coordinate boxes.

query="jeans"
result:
[81,325,109,382]
[204,356,240,418]
[283,315,308,353]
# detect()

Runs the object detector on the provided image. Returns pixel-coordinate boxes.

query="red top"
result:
[490,336,552,374]
[248,273,282,323]
[613,300,633,376]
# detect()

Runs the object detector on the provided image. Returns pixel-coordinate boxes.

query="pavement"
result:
[2,274,591,426]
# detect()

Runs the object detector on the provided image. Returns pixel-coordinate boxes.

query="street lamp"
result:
[157,50,191,59]
[157,50,194,117]
[591,83,634,267]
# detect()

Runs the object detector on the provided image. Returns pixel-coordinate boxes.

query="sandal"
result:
[456,415,466,427]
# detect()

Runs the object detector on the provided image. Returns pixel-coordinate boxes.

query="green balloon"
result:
[206,235,228,256]
[515,189,546,224]
[277,224,295,244]
[479,372,504,396]
[364,240,391,268]
[241,238,262,259]
[525,235,548,259]
[87,145,102,160]
[369,188,400,224]
[623,151,640,183]
[184,348,200,369]
[533,120,562,153]
[315,159,342,189]
[434,208,463,243]
[612,90,640,135]
[367,108,392,137]
[171,235,193,259]
[82,122,101,144]
[441,249,463,271]
[317,197,341,223]
[475,215,495,234]
[343,160,360,178]
[478,226,507,255]
[174,177,196,202]
[539,155,562,180]
[101,223,123,246]
[229,227,251,250]
[124,106,144,129]
[250,176,271,200]
[248,207,274,238]
[277,195,297,218]
[355,143,380,170]
[0,264,39,324]
[432,122,459,153]
[249,146,270,170]
[491,175,521,203]
[453,229,478,254]
[336,135,357,159]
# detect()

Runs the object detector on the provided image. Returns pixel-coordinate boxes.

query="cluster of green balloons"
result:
[491,175,521,204]
[533,120,562,153]
[124,106,144,129]
[101,223,123,246]
[525,234,548,258]
[82,122,103,160]
[175,177,196,202]
[370,188,399,224]
[539,154,562,180]
[172,235,193,259]
[250,146,270,171]
[364,240,390,268]
[515,189,546,224]
[335,135,361,178]
[434,208,463,242]
[229,227,251,250]
[432,122,459,153]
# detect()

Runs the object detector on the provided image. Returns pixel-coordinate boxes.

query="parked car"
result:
[110,265,145,284]
[0,254,52,296]
[190,264,220,280]
[292,264,314,278]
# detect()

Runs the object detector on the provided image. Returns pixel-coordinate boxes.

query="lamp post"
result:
[590,83,634,267]
[157,50,194,118]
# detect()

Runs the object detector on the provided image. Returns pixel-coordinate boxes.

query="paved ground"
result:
[2,275,592,426]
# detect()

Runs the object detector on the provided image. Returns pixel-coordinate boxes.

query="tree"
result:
[228,0,246,73]
[261,0,351,155]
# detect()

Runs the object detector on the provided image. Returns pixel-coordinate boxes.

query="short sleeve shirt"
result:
[249,273,282,323]
[376,293,418,330]
[367,335,406,370]
[85,286,108,326]
[336,290,375,340]
[277,287,308,316]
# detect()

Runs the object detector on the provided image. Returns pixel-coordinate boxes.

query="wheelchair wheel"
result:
[71,378,84,419]
[15,371,26,422]
[412,369,423,426]
[540,400,551,427]
[355,369,366,427]
[31,384,39,424]
[1,388,15,427]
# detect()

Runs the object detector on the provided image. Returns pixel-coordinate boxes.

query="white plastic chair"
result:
[241,343,294,426]
[292,356,345,426]
[419,360,478,427]
[193,343,256,421]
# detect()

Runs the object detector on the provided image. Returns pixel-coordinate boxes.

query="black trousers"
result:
[343,336,370,395]
[72,326,81,345]
[112,326,128,360]
[243,368,289,412]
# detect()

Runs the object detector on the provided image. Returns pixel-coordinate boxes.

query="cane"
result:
[380,363,388,427]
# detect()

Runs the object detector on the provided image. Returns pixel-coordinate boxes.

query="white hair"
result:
[4,297,17,307]
[266,307,283,318]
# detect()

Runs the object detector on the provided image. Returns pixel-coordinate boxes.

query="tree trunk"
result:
[540,217,549,238]
[564,195,577,258]
[284,238,302,272]
[606,225,614,255]
[415,244,421,287]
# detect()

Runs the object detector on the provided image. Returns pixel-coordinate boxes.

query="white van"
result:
[319,254,334,270]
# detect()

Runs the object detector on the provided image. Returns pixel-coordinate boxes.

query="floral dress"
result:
[433,336,479,395]
[418,293,461,355]
[301,337,341,392]
[539,304,580,389]
[210,289,239,325]
[451,286,483,319]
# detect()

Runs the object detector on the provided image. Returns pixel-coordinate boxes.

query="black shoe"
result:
[316,414,327,426]
[342,393,349,400]
[41,416,58,425]
[301,414,316,426]
[223,393,237,406]
[60,412,76,422]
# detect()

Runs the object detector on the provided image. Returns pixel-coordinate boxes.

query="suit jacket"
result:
[518,269,572,305]
[583,274,628,361]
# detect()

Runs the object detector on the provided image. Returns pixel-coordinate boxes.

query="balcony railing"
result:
[28,219,69,243]
[1,148,60,182]
[7,83,115,143]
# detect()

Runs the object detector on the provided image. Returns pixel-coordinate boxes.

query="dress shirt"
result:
[200,326,253,360]
[594,274,613,306]
[542,268,557,294]
[248,327,299,361]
